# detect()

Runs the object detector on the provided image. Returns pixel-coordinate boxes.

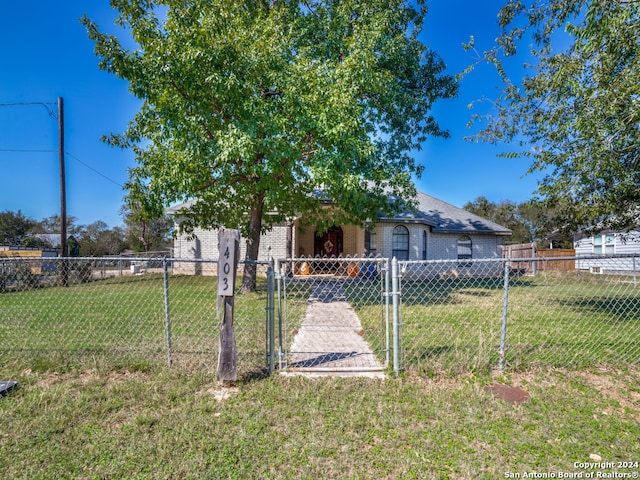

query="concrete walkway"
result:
[283,281,385,378]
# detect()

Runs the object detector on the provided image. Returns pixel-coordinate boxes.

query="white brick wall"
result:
[375,223,504,260]
[173,221,505,274]
[172,224,290,274]
[174,224,289,261]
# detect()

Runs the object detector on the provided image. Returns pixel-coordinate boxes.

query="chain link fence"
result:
[2,254,639,377]
[0,257,272,378]
[398,255,640,375]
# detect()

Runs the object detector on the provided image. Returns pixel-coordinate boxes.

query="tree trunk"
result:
[241,194,264,293]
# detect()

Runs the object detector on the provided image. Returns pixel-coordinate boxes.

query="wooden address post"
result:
[217,229,240,383]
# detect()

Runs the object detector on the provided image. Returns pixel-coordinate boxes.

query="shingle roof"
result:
[167,191,512,236]
[381,191,512,236]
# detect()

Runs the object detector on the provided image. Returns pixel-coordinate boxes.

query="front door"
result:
[314,226,343,257]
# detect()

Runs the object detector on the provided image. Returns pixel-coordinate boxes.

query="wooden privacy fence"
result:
[502,243,576,273]
[536,248,576,272]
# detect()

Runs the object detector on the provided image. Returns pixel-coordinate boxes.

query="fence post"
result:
[384,258,390,368]
[392,257,401,375]
[498,261,510,372]
[217,229,240,383]
[162,257,173,367]
[634,256,637,288]
[266,261,275,374]
[276,259,284,370]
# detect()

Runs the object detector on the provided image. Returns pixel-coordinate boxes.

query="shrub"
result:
[14,262,39,289]
[70,261,93,284]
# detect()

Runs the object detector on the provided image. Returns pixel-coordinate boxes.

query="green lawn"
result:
[0,274,270,376]
[2,270,639,376]
[348,272,640,375]
[1,366,639,479]
[2,271,640,478]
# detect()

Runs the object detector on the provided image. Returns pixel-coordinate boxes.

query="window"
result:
[457,235,472,266]
[422,230,428,260]
[605,234,615,254]
[392,225,409,260]
[593,235,602,254]
[365,229,377,256]
[593,234,615,255]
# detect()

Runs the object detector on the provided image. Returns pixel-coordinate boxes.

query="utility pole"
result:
[58,97,68,286]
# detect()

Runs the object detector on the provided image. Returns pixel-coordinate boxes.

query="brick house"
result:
[167,191,511,275]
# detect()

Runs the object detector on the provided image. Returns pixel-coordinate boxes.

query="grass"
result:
[1,366,639,479]
[388,272,640,375]
[343,279,389,356]
[2,269,639,377]
[2,270,640,478]
[0,273,273,376]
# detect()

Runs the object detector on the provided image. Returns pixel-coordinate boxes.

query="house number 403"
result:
[218,238,236,297]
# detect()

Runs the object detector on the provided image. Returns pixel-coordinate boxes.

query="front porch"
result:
[287,221,378,276]
[293,222,368,258]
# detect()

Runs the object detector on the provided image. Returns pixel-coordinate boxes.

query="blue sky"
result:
[0,1,540,228]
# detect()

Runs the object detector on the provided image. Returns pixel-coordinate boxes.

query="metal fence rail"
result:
[0,257,272,378]
[397,255,640,374]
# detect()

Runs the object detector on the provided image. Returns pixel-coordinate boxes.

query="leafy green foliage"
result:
[0,209,163,256]
[121,202,173,253]
[463,196,532,244]
[77,221,122,256]
[20,236,53,249]
[0,210,35,246]
[82,0,457,277]
[469,0,640,233]
[32,214,84,237]
[462,195,574,246]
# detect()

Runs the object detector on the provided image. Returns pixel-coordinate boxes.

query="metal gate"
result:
[275,257,390,374]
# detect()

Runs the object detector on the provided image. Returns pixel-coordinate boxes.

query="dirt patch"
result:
[484,383,530,404]
[196,386,240,403]
[575,365,640,420]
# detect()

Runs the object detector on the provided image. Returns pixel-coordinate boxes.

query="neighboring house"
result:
[167,191,512,276]
[574,229,640,274]
[24,234,80,256]
[31,233,61,248]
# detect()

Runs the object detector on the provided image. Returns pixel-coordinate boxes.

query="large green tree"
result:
[83,0,457,291]
[463,196,532,244]
[470,0,640,233]
[462,196,574,247]
[32,215,83,236]
[78,220,128,256]
[0,210,35,246]
[121,202,173,253]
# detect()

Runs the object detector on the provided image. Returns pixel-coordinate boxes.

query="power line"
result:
[1,100,123,188]
[0,101,56,104]
[0,102,56,105]
[0,148,124,188]
[0,101,57,118]
[65,152,123,188]
[0,148,57,153]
